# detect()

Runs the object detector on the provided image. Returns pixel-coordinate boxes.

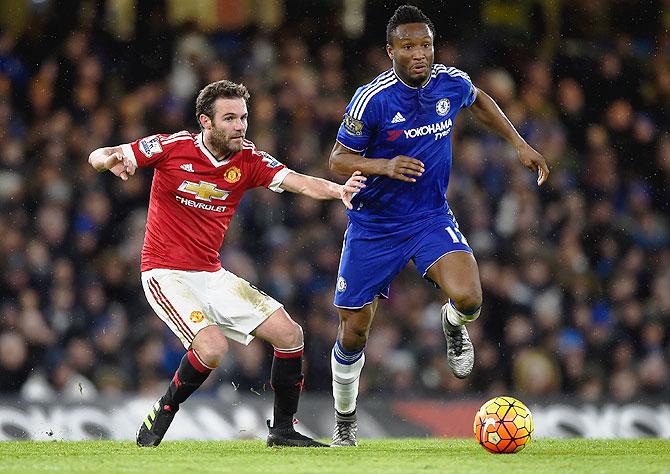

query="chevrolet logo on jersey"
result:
[178,180,230,202]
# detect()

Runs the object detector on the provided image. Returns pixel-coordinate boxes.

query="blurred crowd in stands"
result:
[0,0,668,404]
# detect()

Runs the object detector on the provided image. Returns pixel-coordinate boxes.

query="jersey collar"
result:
[392,67,433,91]
[195,132,233,167]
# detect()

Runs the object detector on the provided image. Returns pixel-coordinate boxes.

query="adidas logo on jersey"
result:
[391,112,406,123]
[180,163,194,173]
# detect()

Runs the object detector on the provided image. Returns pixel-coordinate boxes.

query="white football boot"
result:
[331,411,358,447]
[441,304,475,378]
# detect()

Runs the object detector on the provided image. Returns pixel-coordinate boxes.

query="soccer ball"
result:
[473,396,533,454]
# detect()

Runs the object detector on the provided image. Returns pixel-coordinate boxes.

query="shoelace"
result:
[333,420,357,442]
[448,327,464,355]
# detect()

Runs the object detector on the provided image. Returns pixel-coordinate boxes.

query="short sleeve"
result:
[247,147,289,193]
[462,78,477,108]
[122,131,191,168]
[451,67,477,108]
[336,85,381,153]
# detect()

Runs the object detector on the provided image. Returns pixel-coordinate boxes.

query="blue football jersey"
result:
[336,64,477,222]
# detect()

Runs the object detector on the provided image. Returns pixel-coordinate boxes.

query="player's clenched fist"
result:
[384,155,425,182]
[89,146,137,181]
[104,152,136,181]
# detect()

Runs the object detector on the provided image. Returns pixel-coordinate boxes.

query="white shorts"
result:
[141,268,283,348]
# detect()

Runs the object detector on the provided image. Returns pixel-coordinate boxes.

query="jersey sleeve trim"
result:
[466,86,478,107]
[336,138,366,154]
[268,167,291,193]
[121,143,137,167]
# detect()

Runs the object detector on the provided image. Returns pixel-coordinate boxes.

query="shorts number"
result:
[445,226,469,246]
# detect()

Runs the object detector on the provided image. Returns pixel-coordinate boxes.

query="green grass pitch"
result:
[1,439,668,474]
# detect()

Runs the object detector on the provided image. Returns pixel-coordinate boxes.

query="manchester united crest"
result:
[189,310,205,323]
[223,166,242,183]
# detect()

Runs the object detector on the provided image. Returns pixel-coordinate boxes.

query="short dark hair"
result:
[195,80,250,128]
[386,5,435,44]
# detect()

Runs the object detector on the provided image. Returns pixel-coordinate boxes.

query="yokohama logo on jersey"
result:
[404,118,453,140]
[175,195,227,212]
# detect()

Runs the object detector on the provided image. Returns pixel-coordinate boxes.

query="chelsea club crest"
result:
[336,276,347,293]
[436,98,451,116]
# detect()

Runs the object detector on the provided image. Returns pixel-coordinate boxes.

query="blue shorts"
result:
[333,211,473,309]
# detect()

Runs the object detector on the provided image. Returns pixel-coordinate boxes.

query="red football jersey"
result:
[121,131,290,272]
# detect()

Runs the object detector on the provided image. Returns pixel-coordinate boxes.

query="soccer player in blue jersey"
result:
[328,5,550,446]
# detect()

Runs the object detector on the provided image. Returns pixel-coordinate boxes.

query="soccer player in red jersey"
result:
[89,80,365,448]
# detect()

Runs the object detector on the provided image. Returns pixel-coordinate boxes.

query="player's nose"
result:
[412,49,426,60]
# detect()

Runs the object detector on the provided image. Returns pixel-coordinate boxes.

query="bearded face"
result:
[209,120,244,154]
[201,97,248,157]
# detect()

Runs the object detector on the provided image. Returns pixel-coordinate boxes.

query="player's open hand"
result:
[104,152,136,181]
[341,171,367,209]
[517,143,549,186]
[385,155,425,183]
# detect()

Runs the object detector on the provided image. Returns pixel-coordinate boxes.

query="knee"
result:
[337,307,373,352]
[192,326,228,367]
[450,285,482,314]
[274,319,304,349]
[339,322,369,352]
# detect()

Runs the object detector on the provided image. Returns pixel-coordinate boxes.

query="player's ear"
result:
[386,44,394,60]
[199,114,211,130]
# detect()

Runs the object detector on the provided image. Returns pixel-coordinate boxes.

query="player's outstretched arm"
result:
[88,146,137,181]
[329,142,424,183]
[469,88,550,185]
[279,170,366,209]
